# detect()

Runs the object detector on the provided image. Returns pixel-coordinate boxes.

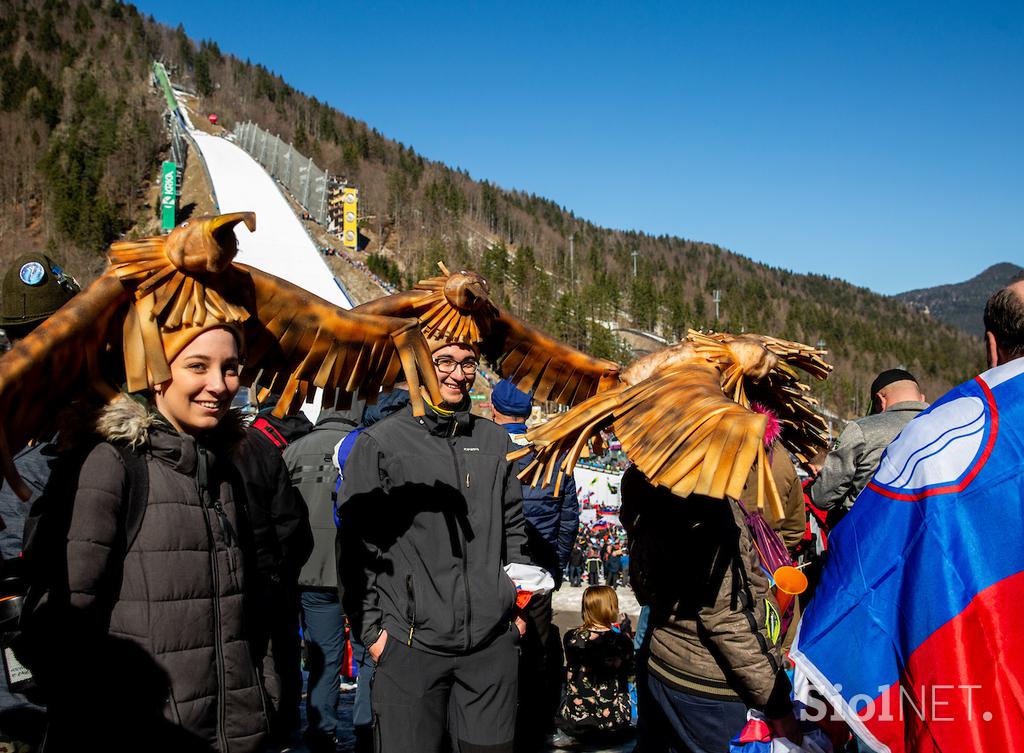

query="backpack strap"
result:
[252,416,288,451]
[333,427,364,479]
[114,445,149,554]
[332,427,365,528]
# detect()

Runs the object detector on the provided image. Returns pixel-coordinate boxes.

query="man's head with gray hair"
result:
[983,279,1024,368]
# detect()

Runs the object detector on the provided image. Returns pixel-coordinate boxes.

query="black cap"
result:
[869,368,918,413]
[0,253,80,331]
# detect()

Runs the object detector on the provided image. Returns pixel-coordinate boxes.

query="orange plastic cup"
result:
[772,565,808,613]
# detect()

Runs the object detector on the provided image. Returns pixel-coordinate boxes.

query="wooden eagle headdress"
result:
[0,212,442,500]
[510,329,832,519]
[350,262,830,515]
[354,263,622,406]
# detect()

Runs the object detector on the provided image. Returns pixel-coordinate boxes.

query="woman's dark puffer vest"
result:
[46,396,270,752]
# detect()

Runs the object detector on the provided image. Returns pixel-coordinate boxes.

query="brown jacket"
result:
[621,466,792,718]
[739,448,805,553]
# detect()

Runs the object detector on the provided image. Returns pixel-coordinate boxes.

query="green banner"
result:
[160,161,177,231]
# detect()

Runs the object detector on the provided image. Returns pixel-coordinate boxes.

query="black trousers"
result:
[515,592,564,751]
[371,626,519,753]
[566,565,582,587]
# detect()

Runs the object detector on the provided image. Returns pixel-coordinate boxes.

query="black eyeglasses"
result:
[433,357,478,375]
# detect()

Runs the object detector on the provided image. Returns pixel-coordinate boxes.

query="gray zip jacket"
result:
[810,400,928,512]
[337,402,529,655]
[283,407,362,589]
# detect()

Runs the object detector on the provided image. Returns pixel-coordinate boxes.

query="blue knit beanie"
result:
[491,379,533,417]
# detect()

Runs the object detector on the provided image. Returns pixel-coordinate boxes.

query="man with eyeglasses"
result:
[337,336,531,753]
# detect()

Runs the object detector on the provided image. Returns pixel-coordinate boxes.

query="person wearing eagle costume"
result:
[341,264,833,752]
[505,331,833,753]
[0,213,444,752]
[337,264,627,753]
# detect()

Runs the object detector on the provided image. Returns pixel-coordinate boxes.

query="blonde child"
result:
[555,586,634,746]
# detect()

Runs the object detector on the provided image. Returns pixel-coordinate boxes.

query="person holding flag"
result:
[792,279,1024,752]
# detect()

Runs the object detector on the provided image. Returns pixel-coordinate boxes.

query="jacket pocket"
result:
[374,633,394,668]
[165,687,183,725]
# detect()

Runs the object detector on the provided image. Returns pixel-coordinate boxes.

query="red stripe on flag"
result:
[858,570,1024,752]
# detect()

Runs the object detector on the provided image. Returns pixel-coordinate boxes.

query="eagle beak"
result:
[205,212,256,272]
[210,211,256,235]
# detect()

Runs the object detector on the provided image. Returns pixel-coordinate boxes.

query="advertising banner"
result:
[161,161,177,231]
[342,187,358,248]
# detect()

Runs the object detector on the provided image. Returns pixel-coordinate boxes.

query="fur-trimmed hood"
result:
[96,393,246,449]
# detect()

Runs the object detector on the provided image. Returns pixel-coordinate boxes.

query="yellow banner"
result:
[342,187,358,249]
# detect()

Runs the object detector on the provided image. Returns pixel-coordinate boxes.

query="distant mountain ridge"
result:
[894,263,1024,337]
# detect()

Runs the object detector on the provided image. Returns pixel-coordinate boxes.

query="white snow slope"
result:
[187,129,351,310]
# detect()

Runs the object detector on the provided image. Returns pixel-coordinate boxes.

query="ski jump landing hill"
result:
[166,83,349,419]
[177,107,350,311]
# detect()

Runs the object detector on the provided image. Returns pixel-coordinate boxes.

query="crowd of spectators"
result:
[334,250,399,294]
[566,515,629,590]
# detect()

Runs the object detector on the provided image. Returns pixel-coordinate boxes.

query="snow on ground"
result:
[552,583,641,630]
[574,466,624,507]
[187,129,350,310]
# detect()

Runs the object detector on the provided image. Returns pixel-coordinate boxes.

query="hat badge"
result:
[19,261,46,286]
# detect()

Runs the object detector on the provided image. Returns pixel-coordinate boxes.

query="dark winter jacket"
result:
[0,442,57,562]
[506,430,580,584]
[359,388,411,428]
[234,427,313,585]
[338,402,530,655]
[232,415,313,734]
[0,442,55,723]
[620,466,792,719]
[22,396,269,752]
[569,548,584,568]
[283,406,363,590]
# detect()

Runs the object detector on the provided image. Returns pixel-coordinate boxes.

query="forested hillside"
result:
[0,0,985,419]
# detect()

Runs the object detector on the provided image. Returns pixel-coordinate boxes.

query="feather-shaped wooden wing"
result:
[355,263,621,406]
[225,264,442,417]
[0,213,442,500]
[512,329,831,517]
[481,309,621,405]
[510,363,765,503]
[0,274,131,499]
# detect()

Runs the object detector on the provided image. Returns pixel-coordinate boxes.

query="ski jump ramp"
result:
[187,129,351,310]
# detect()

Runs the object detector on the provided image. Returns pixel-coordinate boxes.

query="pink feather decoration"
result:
[750,402,781,448]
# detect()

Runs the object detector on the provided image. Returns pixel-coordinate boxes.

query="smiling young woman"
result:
[22,320,272,752]
[153,327,242,436]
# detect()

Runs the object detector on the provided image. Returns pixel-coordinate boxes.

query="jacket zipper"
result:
[198,445,231,753]
[446,437,472,652]
[406,574,416,645]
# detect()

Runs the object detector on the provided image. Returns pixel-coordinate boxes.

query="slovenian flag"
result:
[791,357,1024,752]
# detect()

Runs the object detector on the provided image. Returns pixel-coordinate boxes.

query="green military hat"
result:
[0,252,80,332]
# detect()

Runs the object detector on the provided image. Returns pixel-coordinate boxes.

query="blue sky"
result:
[134,1,1022,295]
